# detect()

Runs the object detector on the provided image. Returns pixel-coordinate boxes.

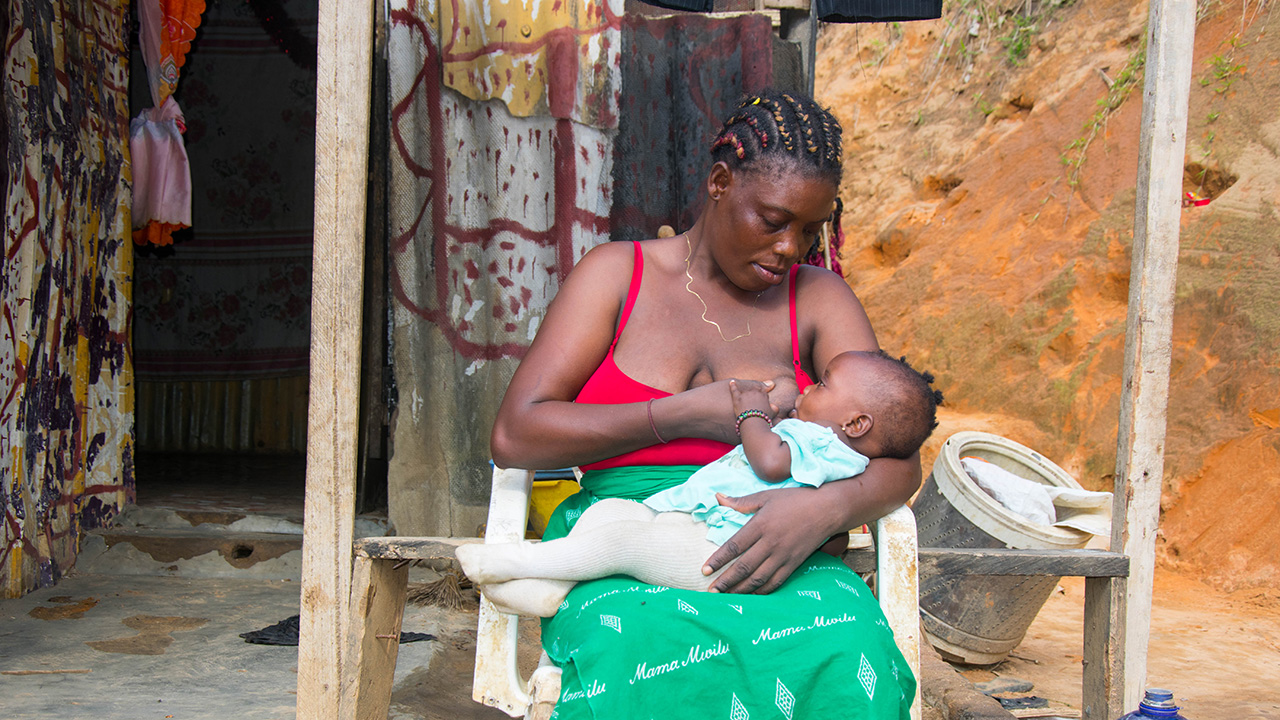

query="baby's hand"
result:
[728,379,775,417]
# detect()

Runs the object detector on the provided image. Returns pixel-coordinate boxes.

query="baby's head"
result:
[794,350,943,459]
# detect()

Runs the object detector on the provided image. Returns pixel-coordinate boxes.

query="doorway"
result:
[128,0,388,520]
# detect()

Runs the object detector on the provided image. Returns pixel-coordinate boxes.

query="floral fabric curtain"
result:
[1,0,134,597]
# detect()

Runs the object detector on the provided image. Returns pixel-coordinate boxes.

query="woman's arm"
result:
[702,265,921,593]
[490,242,739,469]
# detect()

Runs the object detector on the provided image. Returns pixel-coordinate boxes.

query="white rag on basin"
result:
[960,456,1112,537]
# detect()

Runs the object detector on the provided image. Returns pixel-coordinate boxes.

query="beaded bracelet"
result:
[735,409,772,436]
[647,398,668,444]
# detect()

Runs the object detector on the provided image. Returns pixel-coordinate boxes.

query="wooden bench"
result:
[346,465,924,720]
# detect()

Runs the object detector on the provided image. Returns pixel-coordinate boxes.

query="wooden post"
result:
[296,0,375,718]
[347,557,410,720]
[1108,0,1196,714]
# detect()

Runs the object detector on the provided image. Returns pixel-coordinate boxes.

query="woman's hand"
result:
[702,488,833,594]
[765,375,800,420]
[702,452,922,593]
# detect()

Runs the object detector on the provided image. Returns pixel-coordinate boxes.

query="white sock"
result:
[478,578,575,618]
[456,498,725,596]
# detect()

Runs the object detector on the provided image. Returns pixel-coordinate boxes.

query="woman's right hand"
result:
[766,374,800,419]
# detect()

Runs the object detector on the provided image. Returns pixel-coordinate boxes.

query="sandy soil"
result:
[954,570,1280,719]
[815,0,1280,598]
[918,410,1280,719]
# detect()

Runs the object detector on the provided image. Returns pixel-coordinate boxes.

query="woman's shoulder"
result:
[792,263,878,355]
[793,263,862,306]
[573,237,684,284]
[562,240,638,294]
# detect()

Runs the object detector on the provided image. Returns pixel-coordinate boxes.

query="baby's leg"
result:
[456,499,660,584]
[477,577,575,618]
[456,499,724,591]
[459,499,661,617]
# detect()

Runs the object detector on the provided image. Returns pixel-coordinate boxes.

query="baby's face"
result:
[793,351,874,429]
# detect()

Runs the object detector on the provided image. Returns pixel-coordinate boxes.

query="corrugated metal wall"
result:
[135,376,308,454]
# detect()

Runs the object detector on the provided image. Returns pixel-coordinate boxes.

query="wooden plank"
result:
[843,546,876,574]
[354,536,482,560]
[296,0,375,718]
[1082,575,1126,720]
[917,548,1129,578]
[1114,0,1196,711]
[848,546,1129,577]
[763,0,810,8]
[347,556,409,720]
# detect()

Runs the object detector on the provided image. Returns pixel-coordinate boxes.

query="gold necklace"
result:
[683,233,764,342]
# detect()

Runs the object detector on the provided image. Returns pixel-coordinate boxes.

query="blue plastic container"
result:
[1118,689,1187,720]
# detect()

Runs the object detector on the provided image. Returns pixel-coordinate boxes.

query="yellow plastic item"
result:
[528,479,579,537]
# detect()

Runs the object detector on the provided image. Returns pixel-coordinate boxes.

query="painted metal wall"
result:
[385,0,622,537]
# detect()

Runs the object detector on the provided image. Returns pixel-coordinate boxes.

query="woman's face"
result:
[709,162,838,292]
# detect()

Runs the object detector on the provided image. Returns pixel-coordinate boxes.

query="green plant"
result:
[1060,42,1147,189]
[976,91,995,116]
[1207,51,1245,93]
[999,13,1037,65]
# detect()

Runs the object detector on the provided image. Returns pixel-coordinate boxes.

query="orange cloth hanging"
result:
[132,0,205,246]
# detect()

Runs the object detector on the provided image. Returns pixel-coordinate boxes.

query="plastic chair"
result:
[471,465,923,720]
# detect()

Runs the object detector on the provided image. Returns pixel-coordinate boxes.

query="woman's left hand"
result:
[703,451,921,593]
[702,488,837,594]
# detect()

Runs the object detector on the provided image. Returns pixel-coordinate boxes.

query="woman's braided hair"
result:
[710,89,843,186]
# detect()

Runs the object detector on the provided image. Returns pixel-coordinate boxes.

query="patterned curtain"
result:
[1,0,134,597]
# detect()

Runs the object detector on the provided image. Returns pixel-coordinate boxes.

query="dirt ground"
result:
[957,570,1280,719]
[816,0,1280,597]
[916,410,1280,718]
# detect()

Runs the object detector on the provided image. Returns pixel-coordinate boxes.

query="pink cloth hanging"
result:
[130,96,191,246]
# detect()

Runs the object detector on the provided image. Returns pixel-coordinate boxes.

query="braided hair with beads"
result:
[709,89,843,186]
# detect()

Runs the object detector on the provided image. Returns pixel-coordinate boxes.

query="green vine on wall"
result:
[1059,41,1147,189]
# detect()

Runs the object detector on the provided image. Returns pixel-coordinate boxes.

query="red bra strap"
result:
[612,241,644,350]
[789,264,803,372]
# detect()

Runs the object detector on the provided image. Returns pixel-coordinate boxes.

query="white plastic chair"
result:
[471,465,923,720]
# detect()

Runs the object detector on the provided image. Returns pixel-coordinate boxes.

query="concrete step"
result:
[77,506,389,581]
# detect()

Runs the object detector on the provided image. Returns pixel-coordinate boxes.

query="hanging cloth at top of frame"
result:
[437,0,623,129]
[633,0,942,23]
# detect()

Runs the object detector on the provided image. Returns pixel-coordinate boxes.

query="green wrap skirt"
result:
[540,466,916,720]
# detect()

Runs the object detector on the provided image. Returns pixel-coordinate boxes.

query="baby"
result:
[456,349,942,616]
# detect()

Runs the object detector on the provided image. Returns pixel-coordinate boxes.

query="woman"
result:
[490,90,918,719]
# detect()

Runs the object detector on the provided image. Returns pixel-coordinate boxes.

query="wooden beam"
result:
[296,0,375,718]
[1082,575,1126,720]
[1111,0,1196,713]
[347,557,409,720]
[354,536,483,560]
[918,548,1129,578]
[847,547,1129,577]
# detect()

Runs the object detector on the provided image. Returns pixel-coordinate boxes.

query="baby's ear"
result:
[842,413,872,439]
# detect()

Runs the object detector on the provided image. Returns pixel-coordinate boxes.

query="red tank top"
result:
[576,241,816,470]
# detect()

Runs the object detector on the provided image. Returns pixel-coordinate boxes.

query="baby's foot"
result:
[480,578,574,618]
[455,542,520,585]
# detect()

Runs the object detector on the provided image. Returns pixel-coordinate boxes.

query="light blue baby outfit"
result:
[643,418,870,545]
